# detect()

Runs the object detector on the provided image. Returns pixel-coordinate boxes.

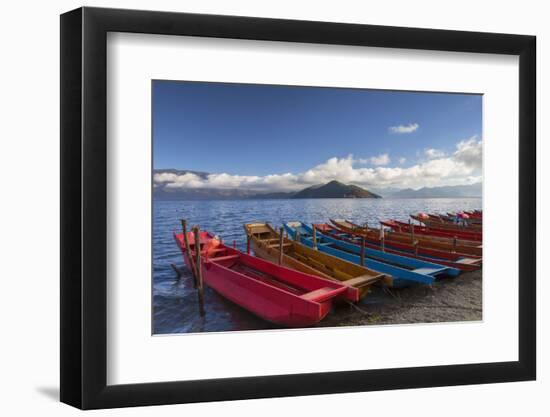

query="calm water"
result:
[153,198,481,334]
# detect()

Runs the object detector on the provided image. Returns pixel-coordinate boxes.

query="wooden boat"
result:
[381,219,482,242]
[463,210,483,219]
[317,223,481,271]
[446,212,483,224]
[244,223,389,300]
[330,219,483,257]
[174,230,348,327]
[428,212,482,225]
[410,214,483,232]
[284,222,459,287]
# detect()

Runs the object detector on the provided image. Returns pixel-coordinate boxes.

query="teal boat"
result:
[284,222,459,288]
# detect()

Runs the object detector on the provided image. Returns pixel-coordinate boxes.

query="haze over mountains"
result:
[153,169,481,200]
[387,183,482,198]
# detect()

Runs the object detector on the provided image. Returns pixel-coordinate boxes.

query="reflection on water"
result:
[153,198,481,334]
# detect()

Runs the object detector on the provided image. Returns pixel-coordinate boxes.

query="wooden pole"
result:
[453,236,457,253]
[295,231,301,243]
[278,227,285,265]
[233,240,236,249]
[380,225,385,252]
[360,236,365,266]
[312,224,317,249]
[181,219,198,288]
[414,240,419,257]
[246,233,251,254]
[193,226,206,317]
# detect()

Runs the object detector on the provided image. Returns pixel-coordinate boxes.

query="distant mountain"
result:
[252,191,296,199]
[389,183,482,199]
[370,187,403,198]
[292,180,381,199]
[154,187,262,201]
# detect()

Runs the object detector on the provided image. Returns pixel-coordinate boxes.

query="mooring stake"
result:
[312,224,317,249]
[193,226,206,317]
[278,226,285,265]
[379,224,385,252]
[181,219,198,288]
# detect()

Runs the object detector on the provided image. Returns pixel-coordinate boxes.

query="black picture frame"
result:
[60,6,536,410]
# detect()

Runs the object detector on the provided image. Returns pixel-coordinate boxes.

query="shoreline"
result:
[318,270,482,328]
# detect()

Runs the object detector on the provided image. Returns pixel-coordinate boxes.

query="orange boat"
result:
[244,222,388,300]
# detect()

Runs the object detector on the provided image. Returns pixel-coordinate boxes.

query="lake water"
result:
[153,197,481,334]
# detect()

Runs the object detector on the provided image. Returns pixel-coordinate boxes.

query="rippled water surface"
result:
[153,198,481,334]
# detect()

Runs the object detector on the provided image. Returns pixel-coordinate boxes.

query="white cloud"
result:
[398,157,406,164]
[389,123,419,134]
[453,136,482,169]
[424,148,446,159]
[155,136,482,192]
[370,153,390,166]
[358,153,390,166]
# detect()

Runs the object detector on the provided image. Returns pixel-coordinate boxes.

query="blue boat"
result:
[284,222,459,288]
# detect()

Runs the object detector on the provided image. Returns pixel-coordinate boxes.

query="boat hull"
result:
[174,231,347,327]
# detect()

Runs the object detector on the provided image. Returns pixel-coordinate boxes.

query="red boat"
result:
[381,220,482,242]
[411,214,482,231]
[318,223,481,271]
[174,231,348,327]
[463,210,483,219]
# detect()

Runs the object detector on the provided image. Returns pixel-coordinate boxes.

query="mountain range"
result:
[388,183,482,198]
[154,170,380,200]
[153,169,481,200]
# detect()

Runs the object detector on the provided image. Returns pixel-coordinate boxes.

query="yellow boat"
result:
[244,223,391,301]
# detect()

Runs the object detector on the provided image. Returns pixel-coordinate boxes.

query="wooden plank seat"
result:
[302,287,337,301]
[345,275,383,287]
[267,243,292,249]
[210,254,240,263]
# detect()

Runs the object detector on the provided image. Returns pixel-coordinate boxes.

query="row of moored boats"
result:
[174,210,483,328]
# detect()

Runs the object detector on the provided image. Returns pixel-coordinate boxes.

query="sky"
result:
[153,80,482,191]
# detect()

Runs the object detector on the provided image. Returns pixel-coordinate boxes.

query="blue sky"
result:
[153,80,482,191]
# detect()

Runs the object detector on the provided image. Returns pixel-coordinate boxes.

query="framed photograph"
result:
[60,7,536,409]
